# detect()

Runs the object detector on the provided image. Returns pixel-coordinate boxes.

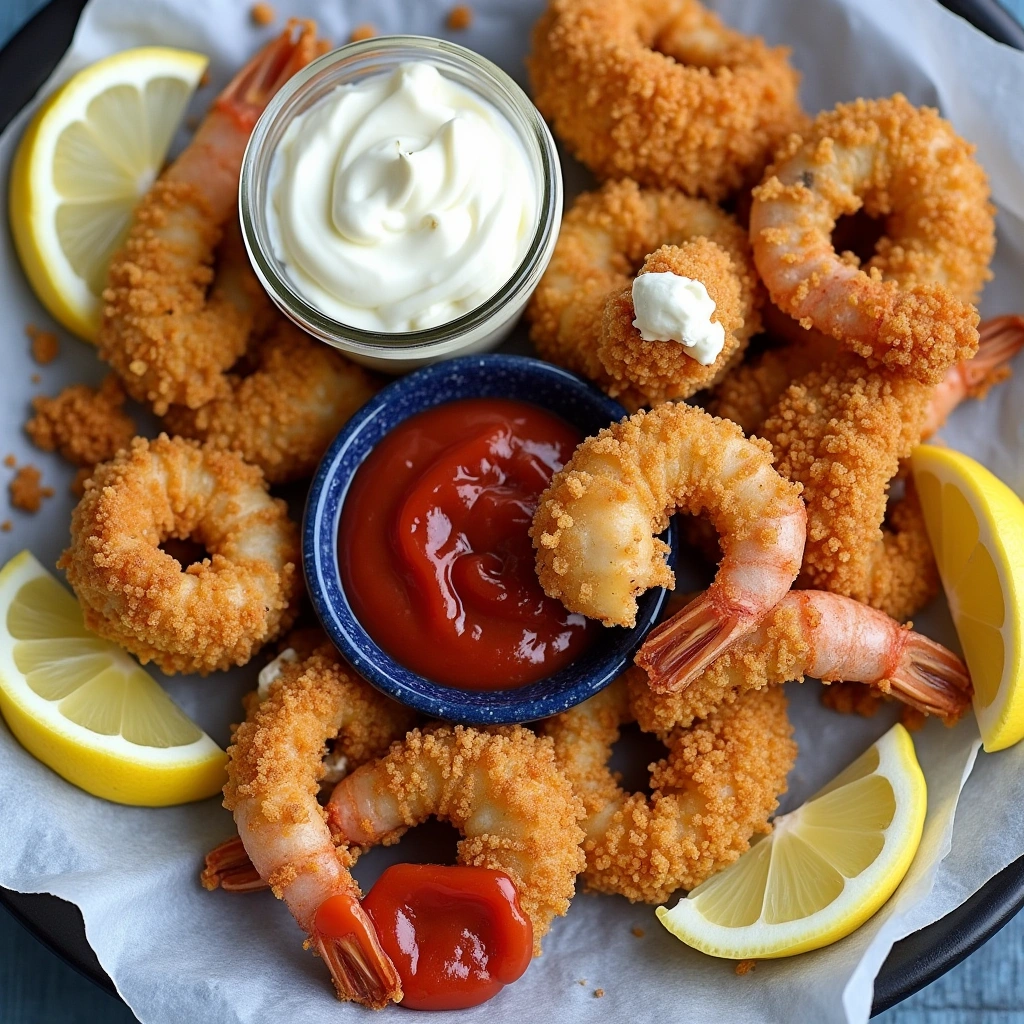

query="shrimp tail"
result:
[313,914,403,1010]
[964,315,1024,394]
[634,592,747,693]
[200,834,268,893]
[889,632,973,723]
[216,19,323,131]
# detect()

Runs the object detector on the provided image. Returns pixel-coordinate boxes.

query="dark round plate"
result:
[2,0,1023,1016]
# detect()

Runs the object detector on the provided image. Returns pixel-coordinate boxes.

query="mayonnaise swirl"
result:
[267,62,537,332]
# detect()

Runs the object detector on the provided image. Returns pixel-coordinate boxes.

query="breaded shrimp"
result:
[203,637,416,894]
[163,319,378,484]
[598,240,750,408]
[527,179,761,399]
[761,357,931,614]
[326,725,586,955]
[750,95,994,385]
[58,434,300,674]
[541,681,796,903]
[532,403,805,694]
[528,0,803,200]
[98,22,325,414]
[24,375,135,467]
[710,313,1022,439]
[217,645,411,1008]
[628,590,972,736]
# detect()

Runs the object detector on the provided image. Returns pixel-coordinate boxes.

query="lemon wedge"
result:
[0,551,226,806]
[657,724,926,958]
[9,47,208,340]
[912,444,1024,752]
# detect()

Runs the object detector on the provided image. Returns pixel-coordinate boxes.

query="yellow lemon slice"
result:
[657,724,926,958]
[9,46,208,340]
[912,444,1024,752]
[0,551,226,806]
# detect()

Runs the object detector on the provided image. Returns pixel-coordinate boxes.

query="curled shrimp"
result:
[214,642,416,1008]
[325,725,585,955]
[749,94,994,385]
[99,22,326,414]
[531,403,806,691]
[628,590,972,737]
[541,680,796,904]
[711,313,1024,440]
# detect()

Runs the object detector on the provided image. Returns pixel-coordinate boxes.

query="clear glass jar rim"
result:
[239,34,562,352]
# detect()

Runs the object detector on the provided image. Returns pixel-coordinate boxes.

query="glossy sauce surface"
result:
[339,397,593,689]
[363,863,533,1010]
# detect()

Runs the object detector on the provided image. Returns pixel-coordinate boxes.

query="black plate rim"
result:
[2,0,1023,1015]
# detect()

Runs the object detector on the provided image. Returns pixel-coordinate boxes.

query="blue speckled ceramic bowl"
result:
[303,354,674,724]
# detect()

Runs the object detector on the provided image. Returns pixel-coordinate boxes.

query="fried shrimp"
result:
[531,403,805,692]
[215,645,414,1008]
[98,22,325,414]
[163,319,378,483]
[597,240,749,409]
[326,725,585,954]
[528,0,802,200]
[203,636,416,893]
[750,95,995,385]
[761,357,932,615]
[527,179,761,400]
[541,681,795,903]
[58,434,299,674]
[629,590,972,737]
[709,315,1022,441]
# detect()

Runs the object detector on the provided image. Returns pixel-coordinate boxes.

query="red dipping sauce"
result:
[363,864,533,1011]
[339,398,594,689]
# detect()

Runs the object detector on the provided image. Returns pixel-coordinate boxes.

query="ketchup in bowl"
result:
[339,398,594,689]
[363,864,533,1010]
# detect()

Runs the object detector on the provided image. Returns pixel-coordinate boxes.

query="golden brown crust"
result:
[163,321,378,483]
[25,376,136,468]
[224,644,415,831]
[98,182,262,415]
[750,95,993,385]
[333,725,586,953]
[528,179,762,397]
[58,434,300,674]
[528,0,803,199]
[543,681,795,903]
[760,357,931,609]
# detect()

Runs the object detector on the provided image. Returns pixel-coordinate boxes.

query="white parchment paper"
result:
[1,0,1023,1021]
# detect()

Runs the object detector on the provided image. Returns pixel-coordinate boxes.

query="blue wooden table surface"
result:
[2,0,1024,1020]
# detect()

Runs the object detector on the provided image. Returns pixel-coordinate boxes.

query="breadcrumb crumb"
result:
[1,521,11,532]
[735,959,757,976]
[3,455,15,468]
[25,376,136,468]
[250,2,275,26]
[26,325,59,365]
[350,23,376,41]
[447,4,473,30]
[631,926,645,938]
[594,989,605,998]
[9,465,53,513]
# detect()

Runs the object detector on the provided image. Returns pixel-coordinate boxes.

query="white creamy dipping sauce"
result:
[266,62,537,333]
[631,272,725,365]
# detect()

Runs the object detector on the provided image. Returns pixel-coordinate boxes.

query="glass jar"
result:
[239,35,562,374]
